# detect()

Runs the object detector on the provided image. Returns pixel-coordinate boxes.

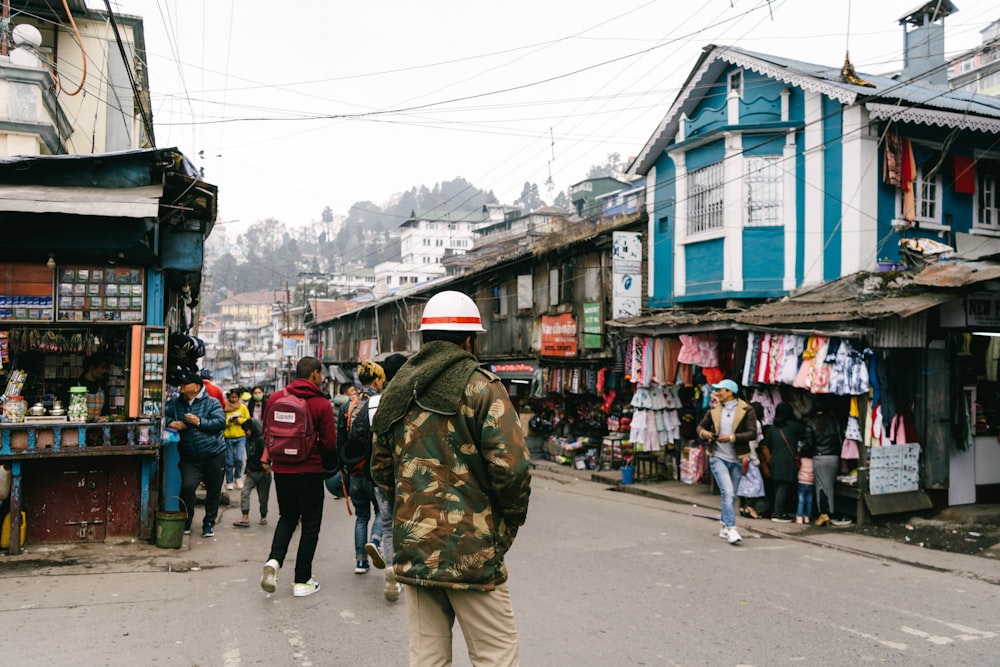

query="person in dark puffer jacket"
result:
[165,373,227,537]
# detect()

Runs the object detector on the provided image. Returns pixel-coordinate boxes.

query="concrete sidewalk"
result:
[530,458,1000,584]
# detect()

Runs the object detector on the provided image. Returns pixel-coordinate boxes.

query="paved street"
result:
[3,470,999,666]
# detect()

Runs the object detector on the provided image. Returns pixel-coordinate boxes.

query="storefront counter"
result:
[0,421,160,555]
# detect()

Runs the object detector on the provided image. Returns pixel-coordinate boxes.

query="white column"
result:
[802,91,825,285]
[673,151,687,298]
[783,130,798,290]
[841,104,879,272]
[723,131,743,292]
[645,165,657,299]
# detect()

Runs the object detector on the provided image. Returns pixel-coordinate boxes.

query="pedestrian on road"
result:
[697,379,757,545]
[223,389,251,490]
[260,356,338,598]
[248,385,269,422]
[165,374,227,538]
[805,402,842,527]
[766,402,806,522]
[338,360,385,575]
[199,368,226,409]
[372,291,532,666]
[366,352,409,603]
[233,418,271,527]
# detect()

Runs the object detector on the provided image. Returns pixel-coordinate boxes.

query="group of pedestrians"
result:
[168,291,533,666]
[699,379,853,545]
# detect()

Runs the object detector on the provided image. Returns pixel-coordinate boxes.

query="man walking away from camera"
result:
[260,356,337,598]
[372,291,531,666]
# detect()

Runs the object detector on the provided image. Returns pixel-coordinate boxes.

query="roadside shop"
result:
[0,149,216,554]
[606,271,997,523]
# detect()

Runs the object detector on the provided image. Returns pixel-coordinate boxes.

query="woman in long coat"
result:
[764,402,806,522]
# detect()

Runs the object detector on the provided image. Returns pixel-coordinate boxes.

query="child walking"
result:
[796,440,815,524]
[233,418,271,527]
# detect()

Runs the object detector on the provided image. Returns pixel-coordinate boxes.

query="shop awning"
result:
[0,184,163,218]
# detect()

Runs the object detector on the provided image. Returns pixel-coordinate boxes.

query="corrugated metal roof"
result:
[608,271,962,335]
[913,261,1000,287]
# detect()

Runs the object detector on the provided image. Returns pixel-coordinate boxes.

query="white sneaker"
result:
[261,559,279,593]
[226,483,234,491]
[235,478,244,490]
[384,570,401,603]
[719,526,730,539]
[727,527,742,544]
[293,578,320,597]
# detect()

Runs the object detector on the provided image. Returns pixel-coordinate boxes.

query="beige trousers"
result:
[405,581,519,667]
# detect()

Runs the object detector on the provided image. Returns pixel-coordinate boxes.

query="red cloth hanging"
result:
[954,155,976,195]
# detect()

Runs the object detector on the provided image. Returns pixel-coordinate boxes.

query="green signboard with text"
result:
[583,301,602,349]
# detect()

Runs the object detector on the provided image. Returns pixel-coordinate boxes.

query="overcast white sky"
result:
[108,0,999,233]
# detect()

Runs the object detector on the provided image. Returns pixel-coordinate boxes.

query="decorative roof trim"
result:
[629,46,860,176]
[866,102,1000,134]
[714,48,859,106]
[630,52,719,175]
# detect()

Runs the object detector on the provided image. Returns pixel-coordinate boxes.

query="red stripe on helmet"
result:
[421,316,482,325]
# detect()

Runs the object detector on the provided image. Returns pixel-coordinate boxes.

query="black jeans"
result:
[178,450,226,529]
[269,472,326,585]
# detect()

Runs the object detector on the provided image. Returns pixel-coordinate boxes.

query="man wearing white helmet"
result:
[371,290,532,666]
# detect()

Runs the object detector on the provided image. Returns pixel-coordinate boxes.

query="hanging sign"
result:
[612,232,642,318]
[583,301,602,349]
[541,314,577,357]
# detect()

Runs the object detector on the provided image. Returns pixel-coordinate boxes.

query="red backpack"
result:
[264,391,317,465]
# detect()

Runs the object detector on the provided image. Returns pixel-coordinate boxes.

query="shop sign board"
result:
[490,362,536,380]
[582,301,602,349]
[541,314,577,357]
[940,291,1000,329]
[612,232,642,318]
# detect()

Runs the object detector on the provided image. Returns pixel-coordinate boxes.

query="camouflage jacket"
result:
[371,340,531,591]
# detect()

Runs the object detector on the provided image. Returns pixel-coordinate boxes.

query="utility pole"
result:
[2,0,10,57]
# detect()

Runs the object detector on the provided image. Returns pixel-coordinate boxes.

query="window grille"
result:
[688,162,724,234]
[746,156,782,226]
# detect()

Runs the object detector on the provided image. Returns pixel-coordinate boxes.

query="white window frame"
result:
[688,162,725,235]
[728,69,743,98]
[745,156,782,226]
[897,163,944,227]
[975,157,1000,232]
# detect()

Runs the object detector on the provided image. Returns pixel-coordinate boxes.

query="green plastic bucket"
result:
[155,510,187,548]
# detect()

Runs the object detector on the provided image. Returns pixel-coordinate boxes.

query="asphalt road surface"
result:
[2,473,999,666]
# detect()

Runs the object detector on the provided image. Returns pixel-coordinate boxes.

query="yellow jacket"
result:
[223,403,250,439]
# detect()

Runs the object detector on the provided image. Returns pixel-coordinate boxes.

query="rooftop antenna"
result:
[544,127,555,195]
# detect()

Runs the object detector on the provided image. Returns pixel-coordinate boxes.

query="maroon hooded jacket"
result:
[263,378,337,474]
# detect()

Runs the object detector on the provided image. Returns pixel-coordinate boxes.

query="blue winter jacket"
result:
[165,388,226,461]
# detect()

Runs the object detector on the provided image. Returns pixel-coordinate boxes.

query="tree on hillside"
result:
[587,152,624,180]
[553,190,570,210]
[513,181,545,212]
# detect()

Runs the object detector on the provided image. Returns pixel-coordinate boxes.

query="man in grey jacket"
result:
[165,373,227,537]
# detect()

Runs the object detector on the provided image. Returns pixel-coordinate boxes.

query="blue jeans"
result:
[797,482,815,518]
[224,436,245,484]
[709,456,742,528]
[349,475,382,560]
[372,485,393,567]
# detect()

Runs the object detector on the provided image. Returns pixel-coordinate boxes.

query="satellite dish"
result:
[12,24,43,49]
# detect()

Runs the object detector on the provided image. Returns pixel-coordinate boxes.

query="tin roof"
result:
[608,271,962,335]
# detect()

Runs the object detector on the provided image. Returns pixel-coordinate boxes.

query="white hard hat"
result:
[419,291,487,333]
